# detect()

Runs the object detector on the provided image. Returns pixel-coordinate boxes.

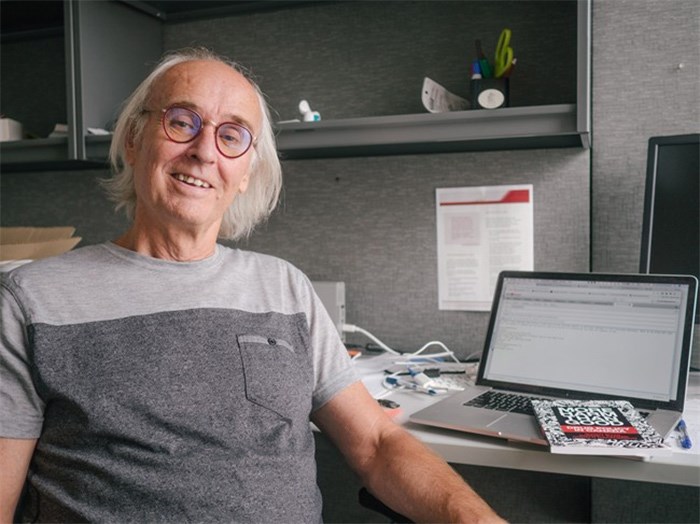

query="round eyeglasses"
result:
[156,105,255,159]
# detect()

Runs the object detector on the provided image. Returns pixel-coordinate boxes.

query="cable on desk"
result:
[343,323,399,354]
[342,322,484,364]
[343,323,467,361]
[343,323,482,395]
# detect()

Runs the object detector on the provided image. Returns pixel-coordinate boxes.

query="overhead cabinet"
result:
[1,0,162,172]
[0,0,590,172]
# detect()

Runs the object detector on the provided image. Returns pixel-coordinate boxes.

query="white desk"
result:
[354,354,700,488]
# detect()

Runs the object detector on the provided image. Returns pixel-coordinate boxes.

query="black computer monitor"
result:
[640,134,699,323]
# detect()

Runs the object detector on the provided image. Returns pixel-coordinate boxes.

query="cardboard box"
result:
[0,227,82,262]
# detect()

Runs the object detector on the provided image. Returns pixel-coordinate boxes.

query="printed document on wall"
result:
[436,184,533,310]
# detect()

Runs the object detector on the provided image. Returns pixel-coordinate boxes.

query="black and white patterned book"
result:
[531,399,672,456]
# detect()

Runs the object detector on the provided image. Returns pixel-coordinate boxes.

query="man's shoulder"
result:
[2,244,107,285]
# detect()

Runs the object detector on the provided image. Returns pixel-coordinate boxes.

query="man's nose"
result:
[186,123,218,163]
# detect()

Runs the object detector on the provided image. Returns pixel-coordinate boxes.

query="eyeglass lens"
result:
[162,106,253,158]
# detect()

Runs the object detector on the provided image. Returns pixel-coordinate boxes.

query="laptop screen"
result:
[479,272,697,409]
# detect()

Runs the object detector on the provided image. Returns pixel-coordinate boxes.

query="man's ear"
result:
[238,170,251,195]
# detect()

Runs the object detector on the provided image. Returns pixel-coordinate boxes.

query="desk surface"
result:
[354,354,700,487]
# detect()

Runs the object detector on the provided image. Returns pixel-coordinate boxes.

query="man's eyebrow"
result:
[225,114,256,133]
[168,101,256,132]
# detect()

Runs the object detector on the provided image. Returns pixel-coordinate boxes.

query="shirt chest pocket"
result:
[237,334,313,421]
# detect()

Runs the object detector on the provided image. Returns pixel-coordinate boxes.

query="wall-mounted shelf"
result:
[0,135,110,173]
[0,104,589,172]
[276,104,586,159]
[0,103,587,172]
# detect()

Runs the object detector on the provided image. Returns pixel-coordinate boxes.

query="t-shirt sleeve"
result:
[0,277,45,438]
[298,275,359,412]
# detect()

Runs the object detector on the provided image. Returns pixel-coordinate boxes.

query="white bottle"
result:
[299,100,321,122]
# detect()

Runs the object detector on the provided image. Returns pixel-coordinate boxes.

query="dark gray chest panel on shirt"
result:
[23,308,322,523]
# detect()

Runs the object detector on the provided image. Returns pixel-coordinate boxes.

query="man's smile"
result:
[172,173,211,188]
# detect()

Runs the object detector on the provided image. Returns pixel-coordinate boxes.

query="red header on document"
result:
[440,189,530,206]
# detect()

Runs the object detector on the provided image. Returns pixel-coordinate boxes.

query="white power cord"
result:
[342,323,462,362]
[342,323,399,354]
[343,323,483,396]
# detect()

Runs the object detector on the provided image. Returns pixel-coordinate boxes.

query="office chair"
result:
[358,487,413,523]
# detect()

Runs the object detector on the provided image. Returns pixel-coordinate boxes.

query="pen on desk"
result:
[677,419,692,449]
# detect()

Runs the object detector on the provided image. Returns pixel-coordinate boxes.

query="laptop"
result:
[410,271,698,445]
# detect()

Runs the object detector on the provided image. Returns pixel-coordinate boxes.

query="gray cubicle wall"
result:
[591,0,700,368]
[591,0,699,274]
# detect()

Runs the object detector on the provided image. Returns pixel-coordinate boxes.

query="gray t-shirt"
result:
[0,242,358,523]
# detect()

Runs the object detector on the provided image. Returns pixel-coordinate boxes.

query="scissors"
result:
[494,28,514,78]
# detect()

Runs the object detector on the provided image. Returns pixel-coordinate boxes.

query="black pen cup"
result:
[470,78,510,109]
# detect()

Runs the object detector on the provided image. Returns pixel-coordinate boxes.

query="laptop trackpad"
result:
[458,408,506,426]
[488,413,543,442]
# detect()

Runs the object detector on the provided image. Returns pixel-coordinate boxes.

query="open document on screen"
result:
[482,277,690,402]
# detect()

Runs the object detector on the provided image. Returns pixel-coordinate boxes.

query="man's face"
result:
[126,60,262,238]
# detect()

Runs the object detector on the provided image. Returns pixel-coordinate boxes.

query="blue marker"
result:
[471,60,482,79]
[677,419,692,449]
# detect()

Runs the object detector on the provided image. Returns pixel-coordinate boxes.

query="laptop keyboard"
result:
[463,390,547,416]
[464,391,654,419]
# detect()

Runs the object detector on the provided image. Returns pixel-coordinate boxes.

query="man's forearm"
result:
[358,426,504,523]
[0,438,36,523]
[312,381,505,523]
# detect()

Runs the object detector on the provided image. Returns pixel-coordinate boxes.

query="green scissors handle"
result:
[495,28,514,78]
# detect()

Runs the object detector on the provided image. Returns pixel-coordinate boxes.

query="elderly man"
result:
[0,48,504,523]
